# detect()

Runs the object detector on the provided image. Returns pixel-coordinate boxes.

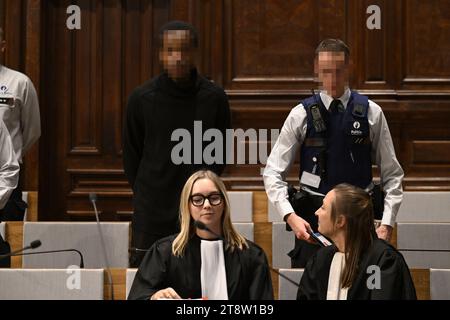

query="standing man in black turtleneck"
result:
[123,21,231,267]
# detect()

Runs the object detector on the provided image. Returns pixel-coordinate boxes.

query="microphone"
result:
[89,192,97,203]
[0,239,42,262]
[193,220,300,288]
[89,192,114,300]
[29,240,42,249]
[193,220,225,241]
[8,249,85,268]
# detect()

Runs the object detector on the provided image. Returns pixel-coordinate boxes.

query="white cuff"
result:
[381,210,395,227]
[275,199,295,220]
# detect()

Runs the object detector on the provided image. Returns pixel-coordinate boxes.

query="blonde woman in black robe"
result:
[128,170,273,300]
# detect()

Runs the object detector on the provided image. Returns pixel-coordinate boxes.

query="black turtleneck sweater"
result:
[123,70,231,235]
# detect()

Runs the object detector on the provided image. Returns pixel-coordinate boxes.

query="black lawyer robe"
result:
[128,234,274,300]
[297,238,417,300]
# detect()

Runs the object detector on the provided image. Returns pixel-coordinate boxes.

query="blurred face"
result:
[159,30,195,81]
[315,51,349,98]
[189,178,224,233]
[315,190,337,237]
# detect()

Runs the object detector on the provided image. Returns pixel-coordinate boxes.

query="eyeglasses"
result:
[190,193,223,207]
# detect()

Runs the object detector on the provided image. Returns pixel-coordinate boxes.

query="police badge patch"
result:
[351,120,363,135]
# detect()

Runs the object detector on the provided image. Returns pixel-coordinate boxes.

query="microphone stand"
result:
[11,249,85,268]
[89,193,114,300]
[269,268,301,288]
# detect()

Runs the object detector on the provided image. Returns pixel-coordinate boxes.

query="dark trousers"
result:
[287,190,323,268]
[0,182,27,222]
[129,229,165,268]
[1,178,28,267]
[289,238,321,268]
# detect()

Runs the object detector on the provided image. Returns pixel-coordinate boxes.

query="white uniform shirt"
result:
[0,64,41,162]
[0,119,19,209]
[263,88,404,226]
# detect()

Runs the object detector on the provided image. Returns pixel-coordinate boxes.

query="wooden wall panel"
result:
[223,0,347,90]
[1,0,25,70]
[38,0,177,220]
[1,0,446,221]
[40,0,72,220]
[403,0,450,87]
[70,0,101,155]
[352,0,399,89]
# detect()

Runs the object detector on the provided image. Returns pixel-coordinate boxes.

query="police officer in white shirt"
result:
[263,39,404,267]
[0,27,41,221]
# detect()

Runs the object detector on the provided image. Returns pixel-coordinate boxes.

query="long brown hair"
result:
[331,183,376,288]
[172,170,248,257]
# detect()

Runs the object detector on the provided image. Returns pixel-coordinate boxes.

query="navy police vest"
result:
[300,91,372,194]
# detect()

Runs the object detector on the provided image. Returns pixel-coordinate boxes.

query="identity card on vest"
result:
[300,171,321,189]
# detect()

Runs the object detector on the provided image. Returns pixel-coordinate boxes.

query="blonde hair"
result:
[331,183,375,288]
[172,170,248,256]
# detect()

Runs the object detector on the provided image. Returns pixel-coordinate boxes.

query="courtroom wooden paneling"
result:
[410,269,430,301]
[1,0,448,221]
[39,0,173,220]
[402,0,450,88]
[106,268,127,301]
[349,0,401,90]
[25,191,39,221]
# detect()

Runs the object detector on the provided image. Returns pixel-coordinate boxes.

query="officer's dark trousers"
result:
[0,180,28,222]
[287,192,323,268]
